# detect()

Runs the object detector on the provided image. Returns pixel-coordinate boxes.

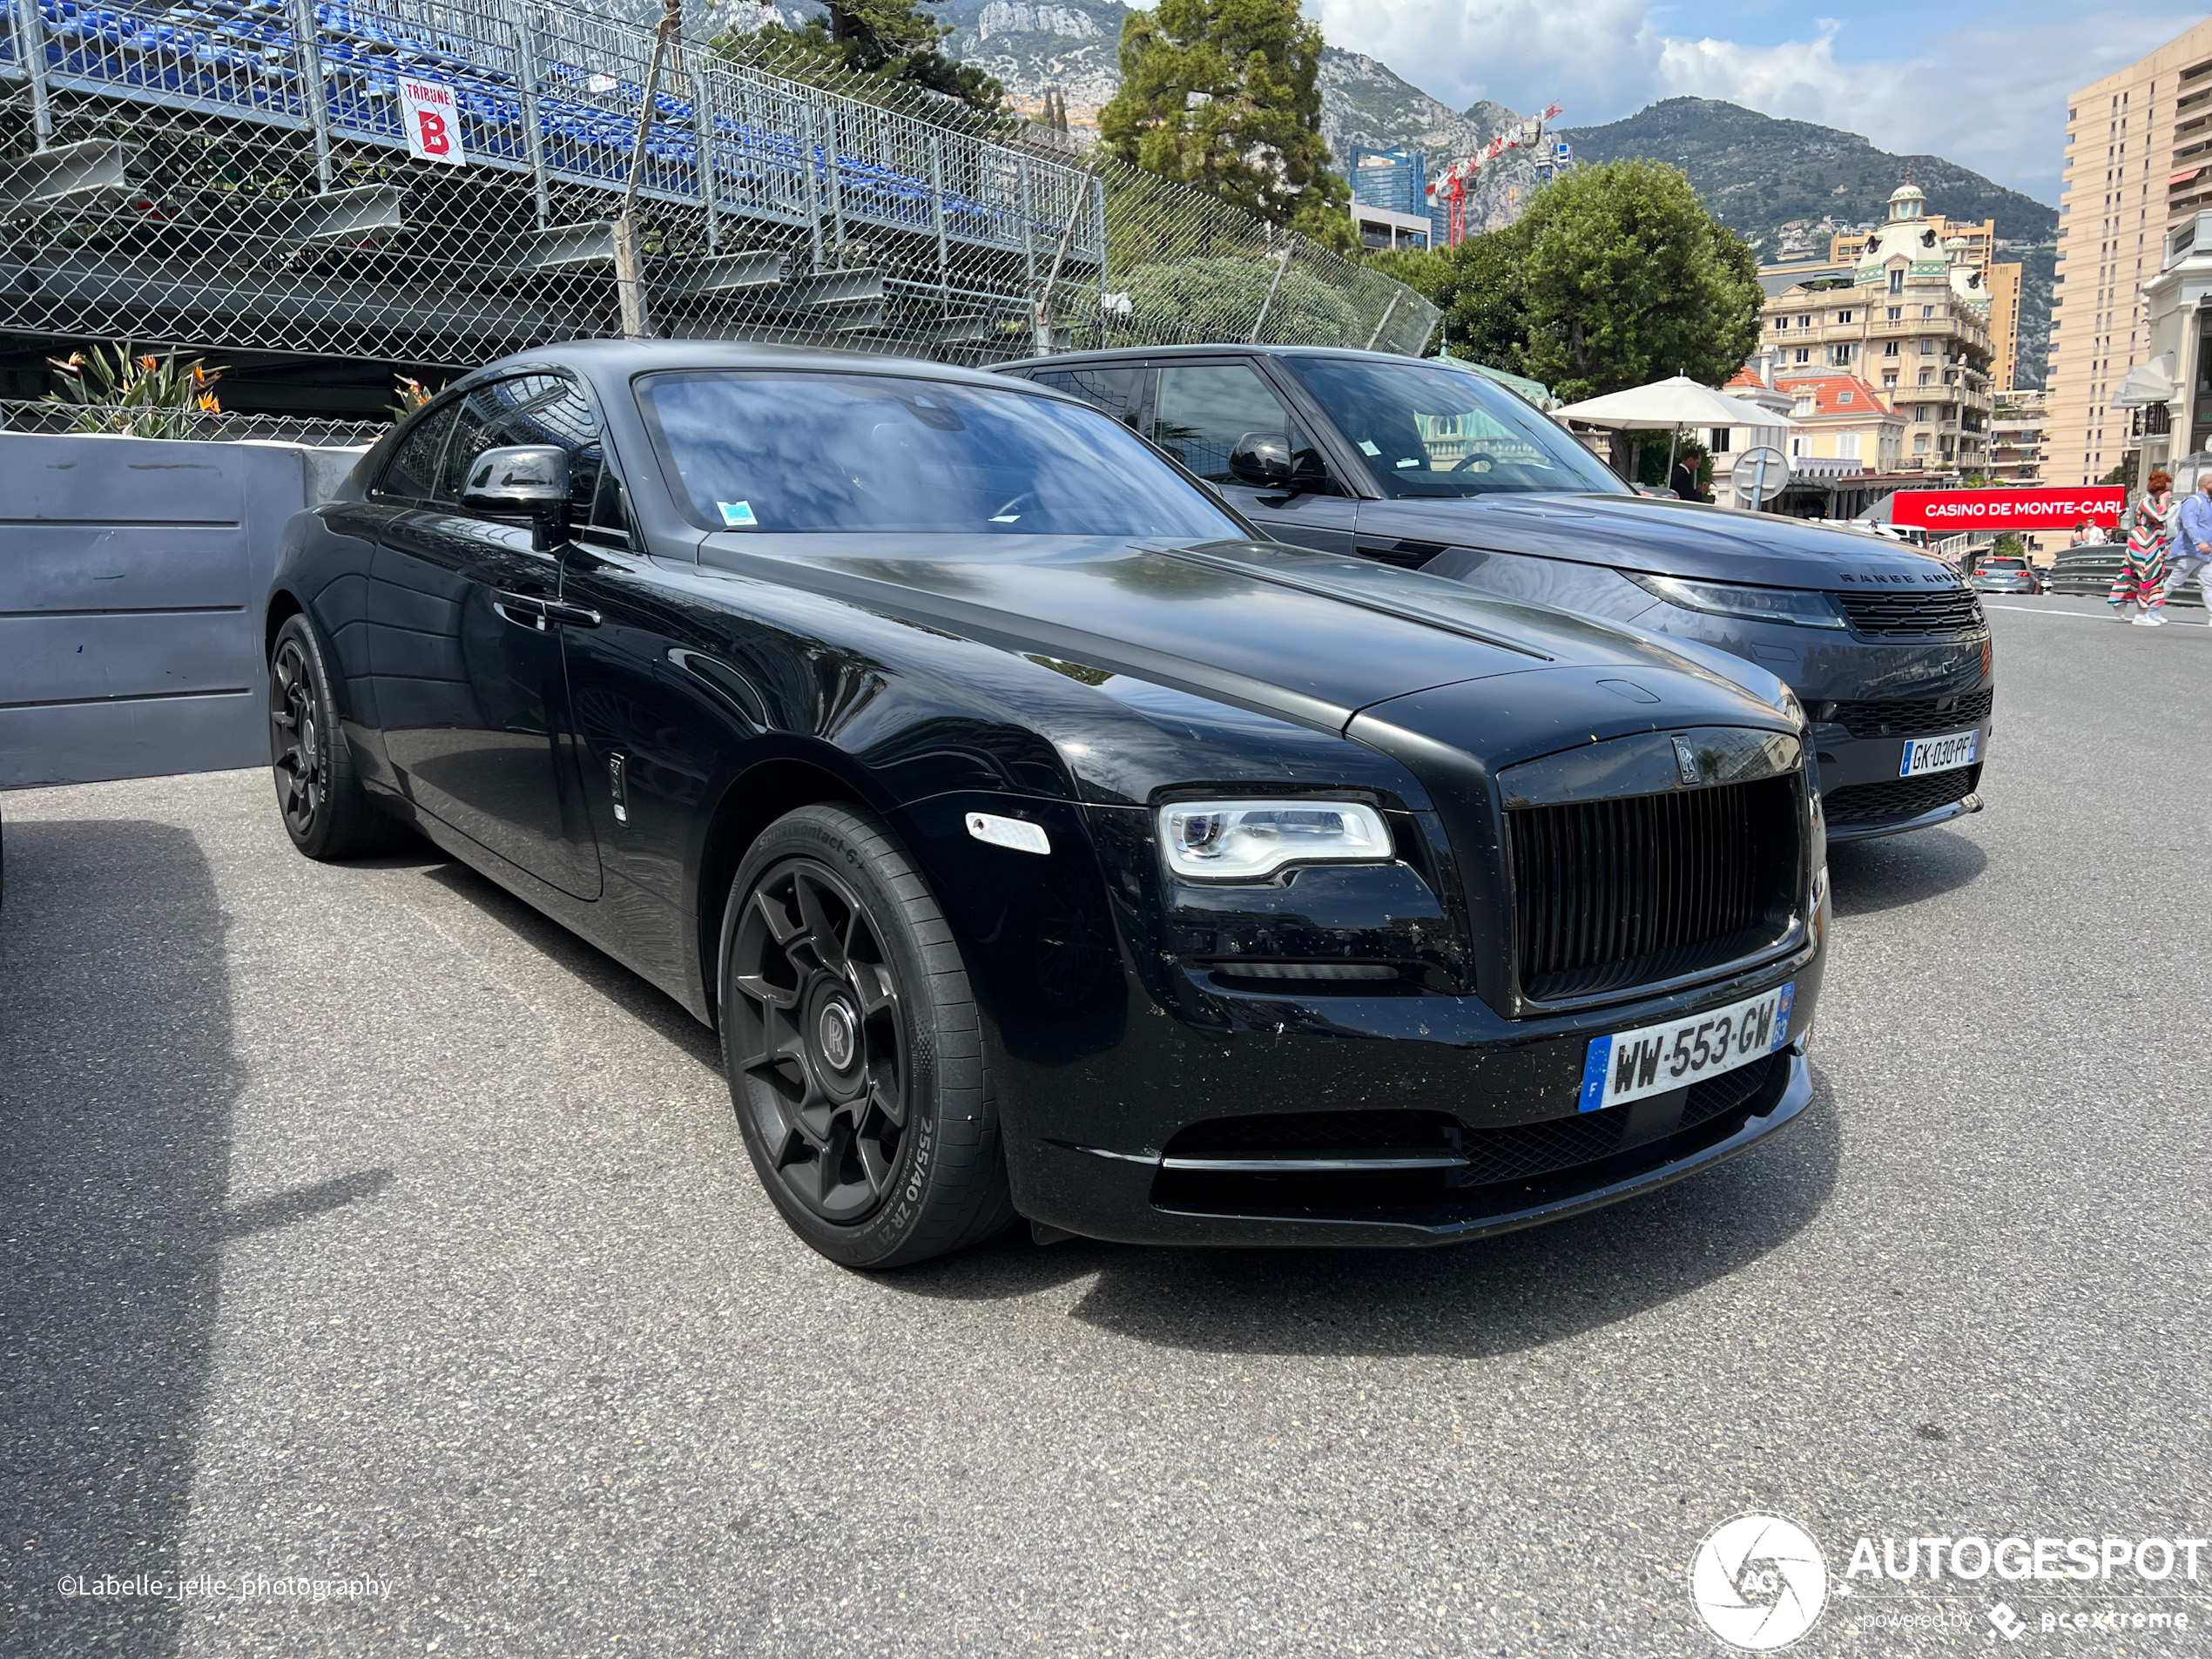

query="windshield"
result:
[637,371,1244,539]
[1284,357,1627,500]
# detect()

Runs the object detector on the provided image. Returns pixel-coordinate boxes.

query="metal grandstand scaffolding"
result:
[0,0,1437,383]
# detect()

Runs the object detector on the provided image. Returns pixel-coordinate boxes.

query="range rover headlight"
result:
[1625,571,1847,630]
[1158,799,1391,881]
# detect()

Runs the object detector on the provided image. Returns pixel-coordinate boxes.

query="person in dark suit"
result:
[1670,448,1707,502]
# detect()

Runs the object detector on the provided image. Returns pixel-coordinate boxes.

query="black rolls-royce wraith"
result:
[267,343,1829,1268]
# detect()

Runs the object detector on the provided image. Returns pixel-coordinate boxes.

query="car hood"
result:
[696,531,1793,737]
[1366,493,1964,592]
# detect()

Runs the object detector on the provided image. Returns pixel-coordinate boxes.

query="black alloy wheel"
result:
[271,632,325,842]
[718,804,1016,1268]
[266,613,403,860]
[729,857,908,1225]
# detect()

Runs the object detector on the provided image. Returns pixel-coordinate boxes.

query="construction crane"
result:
[1428,102,1564,246]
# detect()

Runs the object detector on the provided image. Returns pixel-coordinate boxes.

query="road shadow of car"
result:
[1828,827,1986,918]
[0,817,391,1656]
[891,1077,1840,1359]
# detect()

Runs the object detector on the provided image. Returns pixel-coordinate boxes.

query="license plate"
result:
[1577,982,1794,1113]
[1898,729,1979,778]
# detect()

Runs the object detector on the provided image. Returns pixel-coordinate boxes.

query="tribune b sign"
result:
[1890,488,2125,531]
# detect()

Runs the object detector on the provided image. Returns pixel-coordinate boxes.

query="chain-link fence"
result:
[0,0,1436,379]
[0,395,382,442]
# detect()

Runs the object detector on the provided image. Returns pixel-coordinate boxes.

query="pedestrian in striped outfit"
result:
[2111,471,2176,624]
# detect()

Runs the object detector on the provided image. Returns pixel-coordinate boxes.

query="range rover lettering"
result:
[266,344,1828,1267]
[996,345,1995,841]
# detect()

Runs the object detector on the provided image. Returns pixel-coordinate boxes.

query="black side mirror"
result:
[461,444,570,549]
[1228,430,1295,488]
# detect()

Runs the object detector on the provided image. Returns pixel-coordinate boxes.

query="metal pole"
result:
[519,11,550,231]
[1091,172,1108,347]
[800,102,824,269]
[1750,448,1770,510]
[1032,159,1100,354]
[1363,289,1400,352]
[17,0,51,150]
[823,103,846,265]
[1016,155,1037,292]
[293,0,333,190]
[928,132,948,306]
[1247,242,1292,343]
[691,54,718,253]
[616,0,679,340]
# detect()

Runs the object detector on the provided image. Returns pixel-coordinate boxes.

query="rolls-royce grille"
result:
[1507,776,1801,1002]
[1827,685,1993,739]
[1823,765,1979,825]
[1834,587,1986,638]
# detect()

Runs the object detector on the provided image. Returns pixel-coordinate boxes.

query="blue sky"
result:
[1305,0,2211,204]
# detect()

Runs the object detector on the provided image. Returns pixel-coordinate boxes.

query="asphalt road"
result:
[2,594,2208,1658]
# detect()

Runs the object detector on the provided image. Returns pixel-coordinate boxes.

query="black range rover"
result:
[995,345,1994,841]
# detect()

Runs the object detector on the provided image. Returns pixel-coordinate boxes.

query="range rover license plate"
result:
[1577,982,1794,1113]
[1898,729,1978,778]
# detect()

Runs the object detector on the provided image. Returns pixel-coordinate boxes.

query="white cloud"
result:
[1307,0,2206,202]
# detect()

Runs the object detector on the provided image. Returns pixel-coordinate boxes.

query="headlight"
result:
[1625,572,1847,630]
[1158,799,1391,881]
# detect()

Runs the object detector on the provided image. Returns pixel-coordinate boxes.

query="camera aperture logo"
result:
[1691,1514,1830,1650]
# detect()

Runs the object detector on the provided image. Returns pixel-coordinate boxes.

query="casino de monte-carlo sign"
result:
[1890,488,2127,532]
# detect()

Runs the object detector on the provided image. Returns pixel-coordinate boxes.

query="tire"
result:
[268,613,404,860]
[717,803,1017,1269]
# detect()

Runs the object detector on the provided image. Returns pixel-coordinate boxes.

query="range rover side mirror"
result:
[462,444,570,548]
[1228,430,1295,488]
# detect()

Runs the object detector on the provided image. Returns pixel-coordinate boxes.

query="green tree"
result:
[1393,160,1761,403]
[1120,254,1359,343]
[1099,0,1352,250]
[717,0,1001,114]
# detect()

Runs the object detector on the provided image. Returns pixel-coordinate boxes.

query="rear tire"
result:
[268,613,403,860]
[718,804,1016,1269]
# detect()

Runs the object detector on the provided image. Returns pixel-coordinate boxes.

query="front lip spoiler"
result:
[1826,791,1983,844]
[1042,1049,1815,1246]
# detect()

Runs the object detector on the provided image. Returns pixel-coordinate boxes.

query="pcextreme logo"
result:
[1690,1514,1830,1650]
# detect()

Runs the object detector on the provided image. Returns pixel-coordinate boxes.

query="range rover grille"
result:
[1507,776,1801,1002]
[1823,765,1979,825]
[1827,685,1993,739]
[1834,587,1986,638]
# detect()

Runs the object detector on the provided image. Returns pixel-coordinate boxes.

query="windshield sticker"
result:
[717,501,758,528]
[1358,439,1381,455]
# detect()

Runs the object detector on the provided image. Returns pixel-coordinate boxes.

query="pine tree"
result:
[1098,0,1352,247]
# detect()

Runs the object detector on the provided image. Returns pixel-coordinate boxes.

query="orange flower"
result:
[196,393,219,412]
[138,354,158,372]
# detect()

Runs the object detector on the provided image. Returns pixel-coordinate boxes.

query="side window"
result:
[375,403,458,500]
[436,374,604,509]
[1028,366,1147,430]
[1153,362,1333,489]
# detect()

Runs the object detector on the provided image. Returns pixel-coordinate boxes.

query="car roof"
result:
[994,343,1418,372]
[459,339,1074,399]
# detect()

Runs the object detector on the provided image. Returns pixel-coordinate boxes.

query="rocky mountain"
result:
[1563,98,2058,387]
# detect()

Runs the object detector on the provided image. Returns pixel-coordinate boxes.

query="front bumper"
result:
[988,935,1824,1247]
[1813,725,1991,842]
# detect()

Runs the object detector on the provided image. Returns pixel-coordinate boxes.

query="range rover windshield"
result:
[638,370,1245,539]
[1285,356,1629,500]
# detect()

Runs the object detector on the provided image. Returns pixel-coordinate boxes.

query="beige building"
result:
[2047,17,2212,483]
[1987,260,2025,390]
[1988,388,2047,482]
[1756,183,1998,478]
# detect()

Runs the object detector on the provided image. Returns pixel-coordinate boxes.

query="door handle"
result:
[492,593,549,631]
[541,599,602,629]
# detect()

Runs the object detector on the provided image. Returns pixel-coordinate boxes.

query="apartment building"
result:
[1757,184,1997,477]
[1988,388,2047,482]
[2047,17,2212,483]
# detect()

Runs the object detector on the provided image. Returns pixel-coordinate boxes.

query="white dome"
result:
[1886,182,1927,220]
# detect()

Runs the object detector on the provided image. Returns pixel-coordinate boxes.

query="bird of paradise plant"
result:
[44,345,226,438]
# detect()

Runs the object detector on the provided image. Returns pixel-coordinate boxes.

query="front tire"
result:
[268,613,401,860]
[718,804,1015,1268]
